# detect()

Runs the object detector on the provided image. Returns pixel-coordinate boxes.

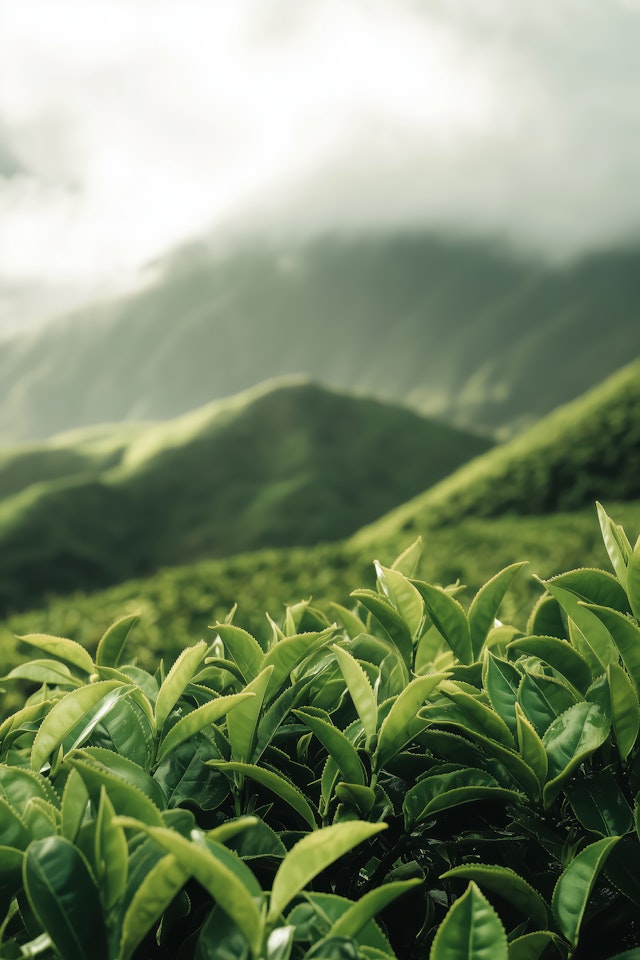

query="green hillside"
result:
[0,378,491,613]
[1,234,639,442]
[353,355,640,546]
[1,360,639,695]
[2,502,639,707]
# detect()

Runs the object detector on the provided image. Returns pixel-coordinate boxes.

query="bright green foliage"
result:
[1,505,640,957]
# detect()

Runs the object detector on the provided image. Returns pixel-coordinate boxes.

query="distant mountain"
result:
[0,378,491,613]
[1,233,639,442]
[353,356,640,549]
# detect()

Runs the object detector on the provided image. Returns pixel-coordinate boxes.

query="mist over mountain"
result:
[3,1,640,333]
[0,232,638,443]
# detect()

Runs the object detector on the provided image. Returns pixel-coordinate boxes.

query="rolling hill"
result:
[352,355,640,547]
[1,233,639,442]
[0,377,491,613]
[1,359,639,691]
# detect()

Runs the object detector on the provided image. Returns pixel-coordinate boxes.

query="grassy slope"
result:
[353,356,640,546]
[0,234,639,442]
[0,378,491,612]
[2,360,640,693]
[2,503,639,707]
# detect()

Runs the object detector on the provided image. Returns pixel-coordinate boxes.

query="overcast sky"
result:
[2,0,640,332]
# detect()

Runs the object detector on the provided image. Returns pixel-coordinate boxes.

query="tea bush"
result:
[1,503,640,959]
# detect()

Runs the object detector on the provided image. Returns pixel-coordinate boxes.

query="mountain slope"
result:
[353,356,640,548]
[0,378,491,612]
[1,233,639,441]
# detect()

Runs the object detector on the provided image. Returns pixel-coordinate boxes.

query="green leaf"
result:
[514,703,547,789]
[608,662,640,761]
[119,853,190,960]
[507,932,559,960]
[17,634,95,676]
[24,797,59,840]
[542,701,610,807]
[86,692,154,769]
[66,756,164,826]
[227,667,273,763]
[0,796,31,849]
[294,710,366,786]
[330,603,368,641]
[290,892,394,956]
[374,562,424,640]
[420,703,539,797]
[551,567,630,613]
[266,924,295,960]
[60,768,89,842]
[627,534,640,621]
[404,768,521,827]
[542,581,616,674]
[205,815,258,845]
[95,614,138,668]
[583,603,640,692]
[154,640,208,731]
[517,671,578,738]
[332,645,378,742]
[391,537,423,578]
[565,771,633,837]
[552,836,619,947]
[597,502,630,588]
[262,629,336,701]
[268,821,386,922]
[334,783,376,816]
[440,681,514,746]
[328,879,421,940]
[75,747,166,807]
[209,760,317,829]
[212,624,265,683]
[412,581,472,665]
[483,654,520,736]
[125,825,264,958]
[156,691,254,764]
[375,672,446,768]
[23,836,106,960]
[94,786,128,911]
[507,636,592,693]
[441,864,548,929]
[1,659,81,688]
[30,680,127,773]
[0,764,60,810]
[350,589,414,668]
[429,881,508,960]
[468,562,527,660]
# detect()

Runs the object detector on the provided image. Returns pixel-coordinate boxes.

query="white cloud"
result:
[1,0,640,330]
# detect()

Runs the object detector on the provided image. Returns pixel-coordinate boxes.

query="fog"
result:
[2,0,640,331]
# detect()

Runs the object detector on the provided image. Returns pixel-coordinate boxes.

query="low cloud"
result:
[1,0,640,330]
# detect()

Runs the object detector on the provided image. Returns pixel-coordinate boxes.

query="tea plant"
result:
[1,503,640,958]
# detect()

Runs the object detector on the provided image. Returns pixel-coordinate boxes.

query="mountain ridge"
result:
[1,232,639,442]
[0,377,491,612]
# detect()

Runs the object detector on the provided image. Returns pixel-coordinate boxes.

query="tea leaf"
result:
[552,836,619,947]
[96,614,139,668]
[154,640,208,731]
[23,836,106,960]
[156,691,254,764]
[429,881,507,960]
[30,680,127,773]
[468,562,527,660]
[268,821,386,922]
[332,645,378,742]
